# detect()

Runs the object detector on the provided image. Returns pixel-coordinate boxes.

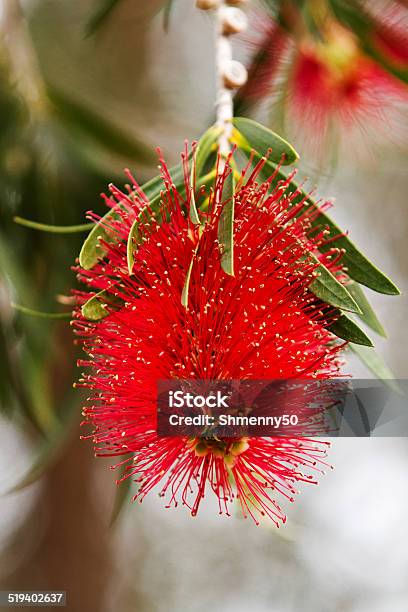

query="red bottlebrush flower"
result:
[241,6,408,161]
[72,153,346,525]
[287,23,408,158]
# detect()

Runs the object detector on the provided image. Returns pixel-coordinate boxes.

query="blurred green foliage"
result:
[0,1,155,480]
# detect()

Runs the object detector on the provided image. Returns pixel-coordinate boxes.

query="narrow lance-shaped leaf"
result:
[308,253,361,314]
[80,160,186,270]
[190,125,221,225]
[254,161,400,295]
[218,172,235,276]
[195,126,222,180]
[127,193,162,275]
[181,245,199,309]
[79,208,123,270]
[0,241,57,434]
[347,282,387,337]
[81,290,124,321]
[309,205,399,296]
[232,117,299,166]
[127,220,141,277]
[329,313,373,347]
[0,314,46,432]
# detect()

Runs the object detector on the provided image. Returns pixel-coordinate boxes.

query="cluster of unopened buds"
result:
[197,0,248,90]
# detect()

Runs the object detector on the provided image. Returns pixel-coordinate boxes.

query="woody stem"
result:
[216,1,234,163]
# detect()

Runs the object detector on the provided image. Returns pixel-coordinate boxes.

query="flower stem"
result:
[196,0,248,167]
[216,1,234,164]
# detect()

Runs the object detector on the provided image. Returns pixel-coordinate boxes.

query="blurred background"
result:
[0,1,407,610]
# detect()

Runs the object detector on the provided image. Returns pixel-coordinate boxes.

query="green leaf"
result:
[81,290,123,321]
[195,126,222,181]
[127,193,162,274]
[79,208,123,270]
[47,84,155,164]
[79,161,185,270]
[261,166,400,295]
[12,303,71,320]
[190,125,221,224]
[309,257,361,313]
[84,0,124,37]
[110,461,133,526]
[0,241,57,434]
[349,344,402,393]
[218,172,235,276]
[311,212,399,296]
[347,282,387,337]
[232,117,299,166]
[127,219,141,276]
[239,151,396,304]
[181,246,198,309]
[329,313,373,346]
[0,311,48,430]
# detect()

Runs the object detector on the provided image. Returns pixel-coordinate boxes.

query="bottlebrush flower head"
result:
[240,6,408,161]
[287,22,408,158]
[72,150,347,525]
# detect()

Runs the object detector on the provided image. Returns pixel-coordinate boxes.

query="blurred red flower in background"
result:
[237,2,408,161]
[288,22,407,155]
[72,153,346,524]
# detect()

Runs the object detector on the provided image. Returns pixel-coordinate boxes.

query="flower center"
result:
[316,25,361,83]
[187,437,249,467]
